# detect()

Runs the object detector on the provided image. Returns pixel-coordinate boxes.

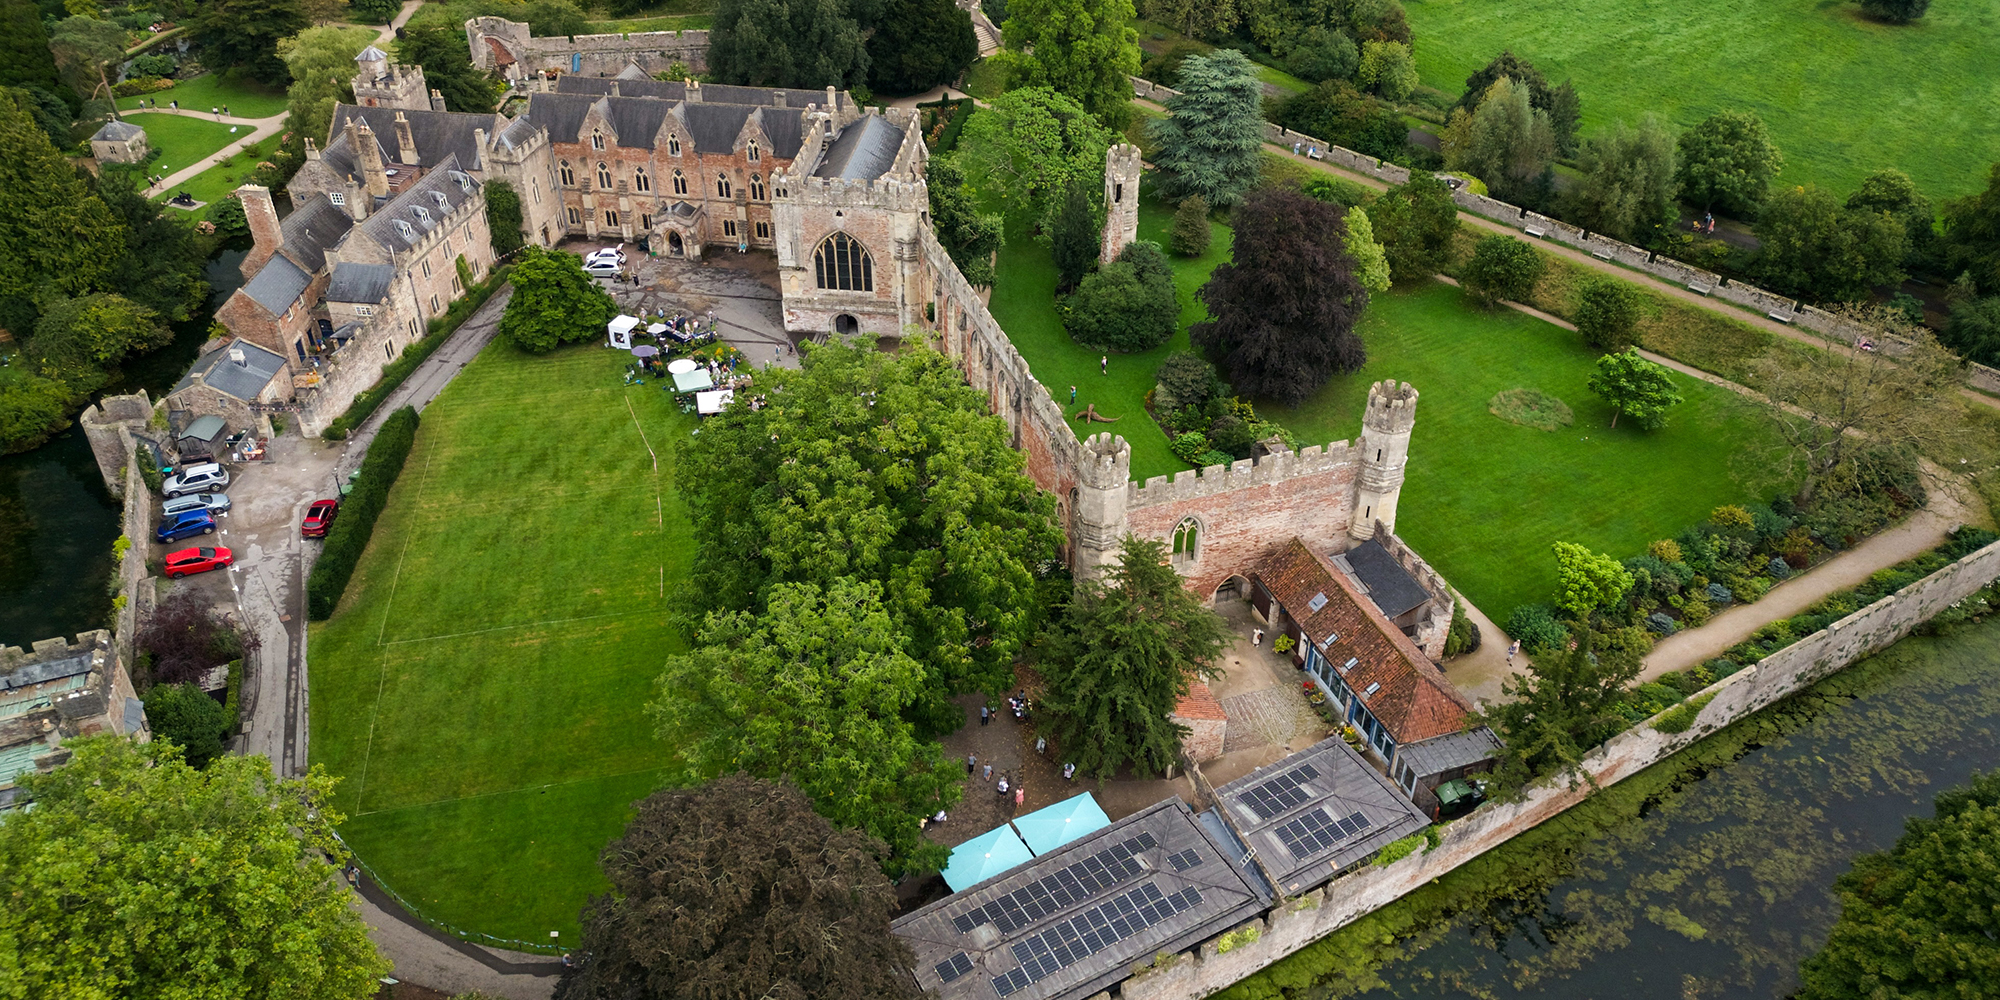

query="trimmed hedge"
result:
[306,407,420,620]
[321,267,508,440]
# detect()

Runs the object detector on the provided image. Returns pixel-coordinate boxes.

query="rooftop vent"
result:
[228,347,246,366]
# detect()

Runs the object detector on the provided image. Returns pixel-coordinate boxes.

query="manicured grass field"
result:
[985,181,1231,482]
[115,72,289,119]
[156,135,280,216]
[116,113,239,179]
[311,343,696,945]
[1402,0,2000,198]
[584,13,712,32]
[1261,281,1784,620]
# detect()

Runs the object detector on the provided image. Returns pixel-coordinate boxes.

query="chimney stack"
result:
[609,80,620,97]
[235,185,283,280]
[304,137,320,161]
[355,120,390,198]
[343,174,368,222]
[687,78,701,102]
[430,88,447,112]
[394,111,419,166]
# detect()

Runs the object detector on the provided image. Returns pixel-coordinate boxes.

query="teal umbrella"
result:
[1010,791,1111,855]
[942,824,1035,892]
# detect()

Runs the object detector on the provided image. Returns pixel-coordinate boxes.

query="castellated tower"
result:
[352,46,433,112]
[1350,380,1418,541]
[1100,144,1142,264]
[1072,432,1132,581]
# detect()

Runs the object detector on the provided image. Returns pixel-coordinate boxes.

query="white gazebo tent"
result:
[607,315,642,350]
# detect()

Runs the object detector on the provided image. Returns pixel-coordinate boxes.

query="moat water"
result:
[0,247,245,650]
[1231,615,2000,1000]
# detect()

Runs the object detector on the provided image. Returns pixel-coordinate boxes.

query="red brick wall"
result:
[550,131,780,246]
[1128,464,1359,600]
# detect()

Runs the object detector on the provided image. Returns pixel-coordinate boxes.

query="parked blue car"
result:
[155,509,217,543]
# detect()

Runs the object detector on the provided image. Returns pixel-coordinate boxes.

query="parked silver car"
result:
[163,463,230,498]
[162,492,232,516]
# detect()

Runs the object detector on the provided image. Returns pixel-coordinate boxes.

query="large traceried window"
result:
[716,173,732,198]
[634,169,650,192]
[1171,517,1200,564]
[559,160,575,186]
[671,169,687,195]
[749,174,766,200]
[813,233,873,291]
[596,162,612,189]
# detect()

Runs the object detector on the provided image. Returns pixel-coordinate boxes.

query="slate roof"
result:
[323,104,503,176]
[1336,540,1431,620]
[1397,726,1503,779]
[526,92,806,159]
[1211,736,1430,895]
[893,798,1268,1000]
[92,120,144,141]
[555,74,830,110]
[172,339,288,402]
[355,45,388,62]
[353,154,479,255]
[1254,539,1473,746]
[241,254,313,314]
[0,654,93,693]
[326,262,395,303]
[277,196,354,275]
[813,113,904,179]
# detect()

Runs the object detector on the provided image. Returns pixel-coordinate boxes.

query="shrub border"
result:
[306,406,420,620]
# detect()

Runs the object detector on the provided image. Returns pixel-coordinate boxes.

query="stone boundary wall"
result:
[1128,440,1358,509]
[112,456,153,671]
[467,16,709,78]
[1130,76,2000,397]
[1102,537,2000,1000]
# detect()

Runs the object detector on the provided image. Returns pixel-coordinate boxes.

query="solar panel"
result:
[1167,848,1204,872]
[1273,808,1374,860]
[1237,762,1322,820]
[935,952,974,983]
[988,881,1206,993]
[952,835,1157,934]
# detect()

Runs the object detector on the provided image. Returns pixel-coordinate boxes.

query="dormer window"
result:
[591,129,605,150]
[451,169,473,192]
[394,219,415,240]
[413,205,431,223]
[667,135,681,156]
[431,191,448,207]
[747,140,760,162]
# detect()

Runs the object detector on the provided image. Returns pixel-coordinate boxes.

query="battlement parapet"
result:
[1129,439,1358,509]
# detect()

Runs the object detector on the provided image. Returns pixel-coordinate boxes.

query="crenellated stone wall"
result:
[1103,537,2000,1000]
[466,16,708,81]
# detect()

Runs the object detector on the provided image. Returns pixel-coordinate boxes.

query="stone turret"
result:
[1072,432,1132,582]
[352,45,432,111]
[1100,143,1142,263]
[1350,380,1417,540]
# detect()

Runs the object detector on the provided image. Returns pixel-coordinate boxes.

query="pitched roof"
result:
[326,262,395,303]
[555,74,830,111]
[1172,681,1226,722]
[353,154,479,254]
[323,104,503,176]
[240,254,313,314]
[812,113,904,179]
[277,195,353,275]
[1337,540,1431,620]
[1210,736,1430,894]
[92,120,144,141]
[172,339,288,401]
[1397,726,1503,779]
[526,91,806,159]
[1254,539,1472,745]
[355,45,388,62]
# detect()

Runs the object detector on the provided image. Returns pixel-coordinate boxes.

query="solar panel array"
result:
[989,882,1205,996]
[934,952,974,984]
[1166,848,1204,872]
[949,832,1159,935]
[1273,807,1373,860]
[1238,763,1321,820]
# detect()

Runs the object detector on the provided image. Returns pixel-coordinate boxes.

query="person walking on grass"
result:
[1100,355,1107,375]
[1069,385,1077,404]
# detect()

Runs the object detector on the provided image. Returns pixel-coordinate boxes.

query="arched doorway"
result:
[1213,574,1250,604]
[666,232,684,257]
[833,313,859,336]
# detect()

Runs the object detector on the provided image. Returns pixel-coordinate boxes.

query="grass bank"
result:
[114,72,288,119]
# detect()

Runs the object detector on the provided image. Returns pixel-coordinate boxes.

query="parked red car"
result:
[301,498,340,538]
[164,546,233,579]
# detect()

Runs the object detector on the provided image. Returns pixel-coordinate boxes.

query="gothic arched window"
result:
[634,169,650,193]
[1171,517,1200,564]
[747,140,760,162]
[591,129,605,150]
[596,162,612,189]
[671,169,687,195]
[813,233,873,291]
[749,174,765,200]
[716,173,732,198]
[558,160,574,186]
[667,135,681,156]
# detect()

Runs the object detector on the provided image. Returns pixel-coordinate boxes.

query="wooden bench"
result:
[1687,282,1714,296]
[1590,246,1615,261]
[1523,225,1546,239]
[1768,311,1794,324]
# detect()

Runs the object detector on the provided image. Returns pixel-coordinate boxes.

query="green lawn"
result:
[311,343,696,946]
[1260,281,1783,620]
[584,13,712,32]
[117,113,239,179]
[985,181,1232,482]
[156,135,280,217]
[115,72,289,119]
[1402,0,2000,199]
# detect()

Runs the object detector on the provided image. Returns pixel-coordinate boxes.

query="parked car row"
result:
[157,463,232,543]
[582,246,627,277]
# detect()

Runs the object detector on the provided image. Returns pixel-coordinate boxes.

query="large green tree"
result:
[674,341,1062,733]
[557,775,921,1000]
[397,23,496,114]
[0,0,61,95]
[1148,48,1264,211]
[1560,114,1678,241]
[1194,187,1369,404]
[1571,274,1642,351]
[1452,50,1578,154]
[1453,76,1556,207]
[1065,240,1178,352]
[1797,770,2000,1000]
[1356,39,1415,101]
[1754,183,1907,302]
[27,292,168,395]
[1856,0,1929,23]
[0,365,72,454]
[47,15,124,102]
[1035,535,1232,779]
[927,154,1004,287]
[523,0,590,36]
[94,171,210,323]
[193,0,309,84]
[1268,80,1407,162]
[1943,295,2000,368]
[1941,162,2000,295]
[997,0,1142,127]
[1587,348,1683,429]
[497,246,617,353]
[0,97,122,317]
[651,579,960,876]
[1481,628,1644,793]
[1049,175,1100,293]
[142,682,233,769]
[957,85,1112,237]
[865,0,976,95]
[1550,540,1634,616]
[277,27,366,173]
[1459,234,1544,307]
[1845,168,1937,273]
[0,736,388,997]
[707,0,868,90]
[1675,110,1783,216]
[483,179,524,254]
[1368,171,1459,284]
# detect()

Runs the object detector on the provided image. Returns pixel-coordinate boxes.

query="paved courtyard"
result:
[562,240,802,370]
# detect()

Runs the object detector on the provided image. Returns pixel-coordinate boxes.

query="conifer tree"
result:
[1168,195,1210,257]
[1148,49,1264,210]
